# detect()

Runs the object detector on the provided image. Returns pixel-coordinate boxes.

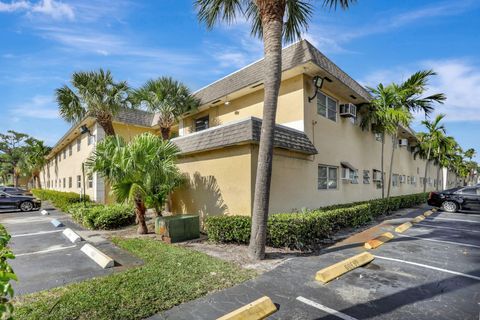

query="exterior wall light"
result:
[308,76,324,103]
[80,124,91,135]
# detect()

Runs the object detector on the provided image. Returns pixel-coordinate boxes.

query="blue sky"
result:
[1,0,479,161]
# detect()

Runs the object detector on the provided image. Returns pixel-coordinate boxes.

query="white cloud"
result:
[360,59,480,122]
[10,95,59,119]
[0,0,74,20]
[305,0,479,54]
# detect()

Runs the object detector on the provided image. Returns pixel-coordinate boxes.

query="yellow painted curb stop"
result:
[423,210,433,217]
[364,232,394,249]
[315,252,374,284]
[412,215,425,223]
[431,208,438,212]
[217,296,277,320]
[395,222,412,233]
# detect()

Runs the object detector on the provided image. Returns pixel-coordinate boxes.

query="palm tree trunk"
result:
[248,5,284,261]
[160,127,170,140]
[423,144,432,193]
[36,173,42,189]
[386,135,397,202]
[134,197,148,234]
[436,165,441,191]
[97,113,116,136]
[381,134,385,199]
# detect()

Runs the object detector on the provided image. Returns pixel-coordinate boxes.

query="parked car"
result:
[0,191,41,212]
[428,186,480,213]
[0,186,32,196]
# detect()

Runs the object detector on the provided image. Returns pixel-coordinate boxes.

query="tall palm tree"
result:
[360,84,398,199]
[433,135,456,191]
[56,69,130,136]
[86,133,183,234]
[463,148,476,185]
[419,114,447,192]
[132,77,199,140]
[195,0,356,261]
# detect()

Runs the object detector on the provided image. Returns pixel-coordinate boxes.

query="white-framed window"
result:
[87,134,95,146]
[317,92,337,122]
[318,165,338,190]
[69,144,73,156]
[63,178,66,188]
[392,174,399,187]
[88,175,93,189]
[363,170,370,184]
[68,177,72,188]
[77,138,81,151]
[77,175,81,188]
[63,149,66,159]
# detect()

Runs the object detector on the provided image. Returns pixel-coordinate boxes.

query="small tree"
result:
[86,133,183,234]
[23,139,51,189]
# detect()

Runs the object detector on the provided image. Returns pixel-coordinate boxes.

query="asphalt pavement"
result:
[153,205,480,320]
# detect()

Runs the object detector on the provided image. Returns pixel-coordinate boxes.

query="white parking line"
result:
[12,230,63,238]
[431,217,480,224]
[415,222,480,234]
[296,296,358,320]
[16,245,76,257]
[374,255,480,281]
[396,233,480,249]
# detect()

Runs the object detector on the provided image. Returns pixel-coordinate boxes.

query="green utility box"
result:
[155,215,200,243]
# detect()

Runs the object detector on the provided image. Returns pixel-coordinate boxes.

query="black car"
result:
[0,191,41,212]
[0,186,32,196]
[428,186,480,213]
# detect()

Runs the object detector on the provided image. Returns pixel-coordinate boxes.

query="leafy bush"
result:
[31,189,89,211]
[66,203,135,230]
[205,193,428,250]
[0,225,16,319]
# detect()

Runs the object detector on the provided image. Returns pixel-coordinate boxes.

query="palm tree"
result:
[433,135,456,191]
[195,0,356,261]
[132,77,199,140]
[360,84,398,199]
[86,133,183,234]
[56,69,130,136]
[463,148,476,185]
[419,114,447,192]
[23,139,51,189]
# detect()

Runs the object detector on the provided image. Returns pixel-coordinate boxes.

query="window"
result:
[317,92,337,122]
[58,154,61,162]
[69,144,73,156]
[63,149,66,159]
[77,175,81,188]
[363,170,370,184]
[459,187,479,195]
[63,178,66,188]
[68,177,72,188]
[392,174,399,187]
[77,138,81,151]
[195,116,209,132]
[88,134,95,146]
[318,165,338,190]
[88,175,93,189]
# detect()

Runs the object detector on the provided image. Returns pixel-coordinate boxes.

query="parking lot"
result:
[156,205,480,320]
[1,205,142,295]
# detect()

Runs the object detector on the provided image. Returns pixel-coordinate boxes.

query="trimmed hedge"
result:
[205,193,428,250]
[31,189,88,211]
[66,203,135,230]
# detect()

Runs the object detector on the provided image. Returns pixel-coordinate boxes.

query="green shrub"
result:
[31,189,89,211]
[66,203,135,230]
[0,224,16,319]
[205,193,428,250]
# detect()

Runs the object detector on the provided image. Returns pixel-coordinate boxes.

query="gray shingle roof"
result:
[172,117,318,156]
[194,39,371,105]
[114,108,155,127]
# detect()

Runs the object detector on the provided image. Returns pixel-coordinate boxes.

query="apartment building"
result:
[41,40,458,217]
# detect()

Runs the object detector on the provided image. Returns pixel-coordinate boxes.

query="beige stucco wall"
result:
[171,145,253,221]
[40,122,159,203]
[182,74,305,134]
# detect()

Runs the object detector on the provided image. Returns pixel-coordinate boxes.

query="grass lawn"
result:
[13,237,255,320]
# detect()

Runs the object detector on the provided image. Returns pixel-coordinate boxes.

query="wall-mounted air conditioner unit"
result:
[372,170,382,182]
[398,139,408,147]
[339,103,357,118]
